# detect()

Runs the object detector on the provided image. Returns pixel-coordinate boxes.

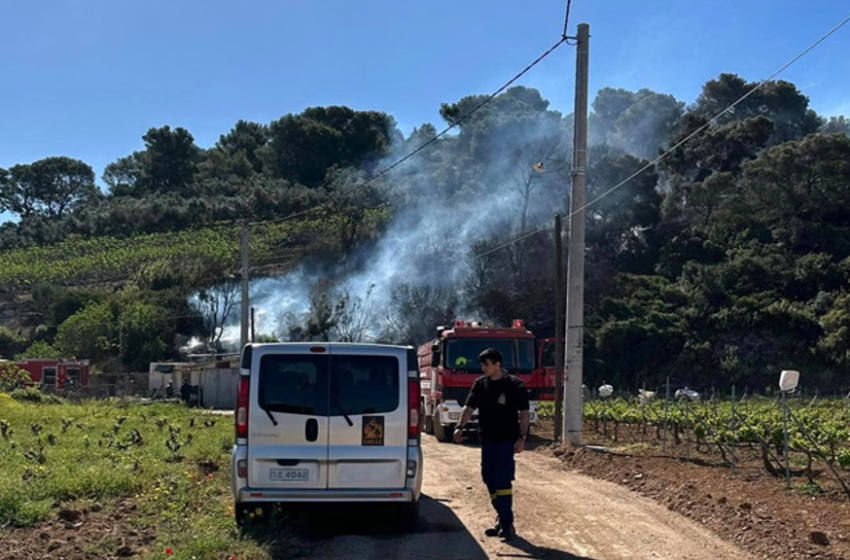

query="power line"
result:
[476,11,850,259]
[249,37,569,227]
[472,220,555,260]
[160,313,205,321]
[563,0,573,38]
[569,11,850,220]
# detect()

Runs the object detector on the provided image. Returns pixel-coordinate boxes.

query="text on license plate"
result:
[270,468,309,481]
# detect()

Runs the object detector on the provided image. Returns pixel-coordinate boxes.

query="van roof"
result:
[248,342,414,350]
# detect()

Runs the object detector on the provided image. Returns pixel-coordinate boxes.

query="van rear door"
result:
[327,345,407,489]
[248,345,329,490]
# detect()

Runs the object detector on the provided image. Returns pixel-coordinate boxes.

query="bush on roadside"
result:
[0,362,32,392]
[9,387,65,404]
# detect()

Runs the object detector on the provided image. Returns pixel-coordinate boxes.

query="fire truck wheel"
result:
[420,404,433,435]
[433,419,452,442]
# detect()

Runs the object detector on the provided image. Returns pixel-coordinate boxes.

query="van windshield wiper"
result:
[259,403,279,426]
[333,395,354,427]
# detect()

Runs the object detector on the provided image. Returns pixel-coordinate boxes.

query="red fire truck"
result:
[417,319,544,442]
[15,359,90,390]
[536,337,566,402]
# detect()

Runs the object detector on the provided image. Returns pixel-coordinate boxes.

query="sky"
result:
[2,0,849,224]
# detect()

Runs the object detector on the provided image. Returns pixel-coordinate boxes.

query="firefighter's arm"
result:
[453,406,475,443]
[515,410,530,453]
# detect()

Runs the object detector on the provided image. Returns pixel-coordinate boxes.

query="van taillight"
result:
[408,378,420,438]
[236,376,250,438]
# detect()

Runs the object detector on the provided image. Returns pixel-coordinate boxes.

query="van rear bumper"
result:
[237,487,414,503]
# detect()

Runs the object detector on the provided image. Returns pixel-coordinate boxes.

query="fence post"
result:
[782,390,792,490]
[786,405,850,500]
[685,398,691,461]
[731,385,737,468]
[663,376,670,451]
[712,386,718,419]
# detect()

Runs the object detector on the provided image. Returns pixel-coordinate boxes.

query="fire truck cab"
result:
[536,338,566,402]
[418,320,540,442]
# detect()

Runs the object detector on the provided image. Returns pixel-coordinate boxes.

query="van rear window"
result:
[259,355,329,416]
[258,353,400,417]
[331,356,400,415]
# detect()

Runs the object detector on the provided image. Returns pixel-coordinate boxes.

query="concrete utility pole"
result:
[240,223,250,349]
[553,214,565,442]
[563,22,589,446]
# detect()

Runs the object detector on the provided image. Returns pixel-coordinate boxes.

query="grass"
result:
[0,393,277,559]
[795,481,825,496]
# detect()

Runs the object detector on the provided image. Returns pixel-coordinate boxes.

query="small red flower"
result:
[207,473,213,480]
[164,547,173,555]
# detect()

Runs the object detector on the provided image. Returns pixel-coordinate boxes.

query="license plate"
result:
[270,468,309,481]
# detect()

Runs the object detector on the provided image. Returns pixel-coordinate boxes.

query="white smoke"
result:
[201,88,571,345]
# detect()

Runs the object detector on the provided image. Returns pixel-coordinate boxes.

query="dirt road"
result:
[287,435,755,560]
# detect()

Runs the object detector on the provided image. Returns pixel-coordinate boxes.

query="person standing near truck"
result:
[453,347,530,540]
[180,379,192,405]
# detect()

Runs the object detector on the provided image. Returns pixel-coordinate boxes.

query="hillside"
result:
[0,217,332,293]
[2,82,850,390]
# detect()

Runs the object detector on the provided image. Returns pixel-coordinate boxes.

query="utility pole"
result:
[241,222,250,350]
[563,22,589,446]
[553,214,565,442]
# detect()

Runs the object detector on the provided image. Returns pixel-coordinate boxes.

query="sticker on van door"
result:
[362,416,384,446]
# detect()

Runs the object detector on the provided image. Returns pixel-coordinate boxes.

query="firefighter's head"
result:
[478,348,502,378]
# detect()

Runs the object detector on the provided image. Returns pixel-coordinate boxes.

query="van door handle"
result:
[305,418,318,442]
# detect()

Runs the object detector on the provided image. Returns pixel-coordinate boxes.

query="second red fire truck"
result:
[418,319,552,442]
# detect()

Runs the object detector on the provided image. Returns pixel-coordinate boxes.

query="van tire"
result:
[398,499,420,532]
[434,420,452,443]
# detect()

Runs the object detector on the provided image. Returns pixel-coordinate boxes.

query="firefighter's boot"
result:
[484,516,501,537]
[498,524,516,541]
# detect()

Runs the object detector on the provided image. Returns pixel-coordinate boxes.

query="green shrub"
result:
[9,388,64,404]
[0,363,31,392]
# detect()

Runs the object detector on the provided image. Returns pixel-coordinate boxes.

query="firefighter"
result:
[180,379,192,405]
[454,347,530,541]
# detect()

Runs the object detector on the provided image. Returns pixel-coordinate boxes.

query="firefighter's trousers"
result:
[481,440,515,529]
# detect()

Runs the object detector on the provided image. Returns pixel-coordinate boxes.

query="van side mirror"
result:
[431,343,440,368]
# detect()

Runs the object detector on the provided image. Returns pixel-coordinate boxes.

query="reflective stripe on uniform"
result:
[490,488,512,500]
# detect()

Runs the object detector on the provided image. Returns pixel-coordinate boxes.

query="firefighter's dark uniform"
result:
[465,371,530,534]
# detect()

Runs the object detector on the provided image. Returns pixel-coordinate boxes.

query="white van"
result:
[230,343,423,529]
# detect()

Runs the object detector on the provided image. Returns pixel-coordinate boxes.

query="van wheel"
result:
[434,420,452,443]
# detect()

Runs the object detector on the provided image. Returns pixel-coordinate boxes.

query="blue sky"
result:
[2,1,849,224]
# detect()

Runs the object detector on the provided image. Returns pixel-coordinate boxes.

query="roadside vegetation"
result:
[0,394,280,559]
[539,396,850,490]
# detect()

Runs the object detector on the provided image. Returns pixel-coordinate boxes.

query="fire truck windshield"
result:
[445,338,535,373]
